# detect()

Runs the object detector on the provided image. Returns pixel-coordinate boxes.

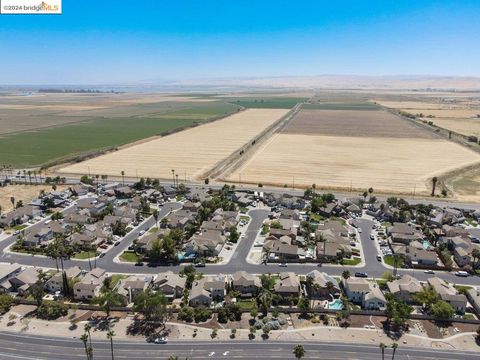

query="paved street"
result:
[0,332,479,360]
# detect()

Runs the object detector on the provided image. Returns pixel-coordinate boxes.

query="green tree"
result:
[293,344,305,359]
[384,293,413,330]
[431,300,454,320]
[228,226,240,243]
[342,270,350,280]
[36,300,68,320]
[0,293,13,314]
[413,286,439,311]
[133,290,168,324]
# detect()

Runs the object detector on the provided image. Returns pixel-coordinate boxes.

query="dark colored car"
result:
[354,272,368,278]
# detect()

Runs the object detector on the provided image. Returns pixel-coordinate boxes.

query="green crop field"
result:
[223,97,308,109]
[0,101,241,167]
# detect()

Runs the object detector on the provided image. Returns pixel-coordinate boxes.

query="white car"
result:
[358,228,362,233]
[153,336,167,344]
[139,230,146,236]
[455,271,469,277]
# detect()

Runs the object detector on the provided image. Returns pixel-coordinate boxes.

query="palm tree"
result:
[431,177,438,196]
[379,342,386,360]
[342,270,350,280]
[84,323,93,351]
[80,333,90,360]
[27,170,32,185]
[107,330,115,360]
[391,342,398,360]
[293,344,305,359]
[121,170,125,185]
[10,196,15,210]
[152,209,159,227]
[0,205,2,215]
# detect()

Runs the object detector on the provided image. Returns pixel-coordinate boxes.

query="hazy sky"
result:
[1,0,479,84]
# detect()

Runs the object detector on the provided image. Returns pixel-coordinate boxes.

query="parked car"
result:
[114,241,120,246]
[355,272,368,278]
[358,228,362,233]
[139,230,146,236]
[153,337,168,344]
[134,262,144,266]
[370,234,375,240]
[99,253,106,258]
[195,262,206,268]
[279,263,288,267]
[376,255,382,261]
[455,271,469,277]
[424,270,435,275]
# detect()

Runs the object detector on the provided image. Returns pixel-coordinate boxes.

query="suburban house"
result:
[231,271,261,298]
[0,263,23,292]
[46,266,83,293]
[189,279,212,307]
[9,267,41,294]
[152,271,186,299]
[116,276,150,304]
[387,223,423,244]
[187,230,226,257]
[204,275,226,301]
[387,274,423,303]
[305,270,341,299]
[274,272,300,299]
[467,287,480,316]
[427,277,467,313]
[343,278,386,310]
[23,226,53,247]
[73,268,106,301]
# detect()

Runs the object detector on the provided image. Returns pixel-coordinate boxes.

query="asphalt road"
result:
[0,332,479,360]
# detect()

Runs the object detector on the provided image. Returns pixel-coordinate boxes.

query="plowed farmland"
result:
[224,108,480,194]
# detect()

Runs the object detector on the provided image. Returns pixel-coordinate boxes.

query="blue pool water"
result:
[328,299,344,310]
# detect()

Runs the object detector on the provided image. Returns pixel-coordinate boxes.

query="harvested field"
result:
[59,109,289,181]
[225,133,480,194]
[426,118,480,137]
[281,109,436,138]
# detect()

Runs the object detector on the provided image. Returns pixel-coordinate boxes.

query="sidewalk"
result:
[1,306,478,352]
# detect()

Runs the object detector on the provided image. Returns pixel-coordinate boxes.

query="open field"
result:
[281,109,436,138]
[401,109,480,118]
[0,184,68,212]
[301,102,380,111]
[426,118,480,137]
[0,96,242,167]
[446,167,480,202]
[58,108,289,181]
[225,133,480,194]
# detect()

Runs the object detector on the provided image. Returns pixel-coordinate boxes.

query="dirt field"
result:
[281,109,436,138]
[445,166,480,202]
[225,133,480,194]
[0,184,67,212]
[58,108,289,181]
[425,118,480,137]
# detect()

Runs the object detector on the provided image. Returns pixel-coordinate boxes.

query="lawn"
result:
[149,227,159,233]
[109,274,128,287]
[236,300,256,310]
[239,215,250,222]
[72,251,99,259]
[120,251,141,263]
[224,97,308,109]
[383,255,405,268]
[0,101,241,167]
[309,213,325,222]
[342,257,361,266]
